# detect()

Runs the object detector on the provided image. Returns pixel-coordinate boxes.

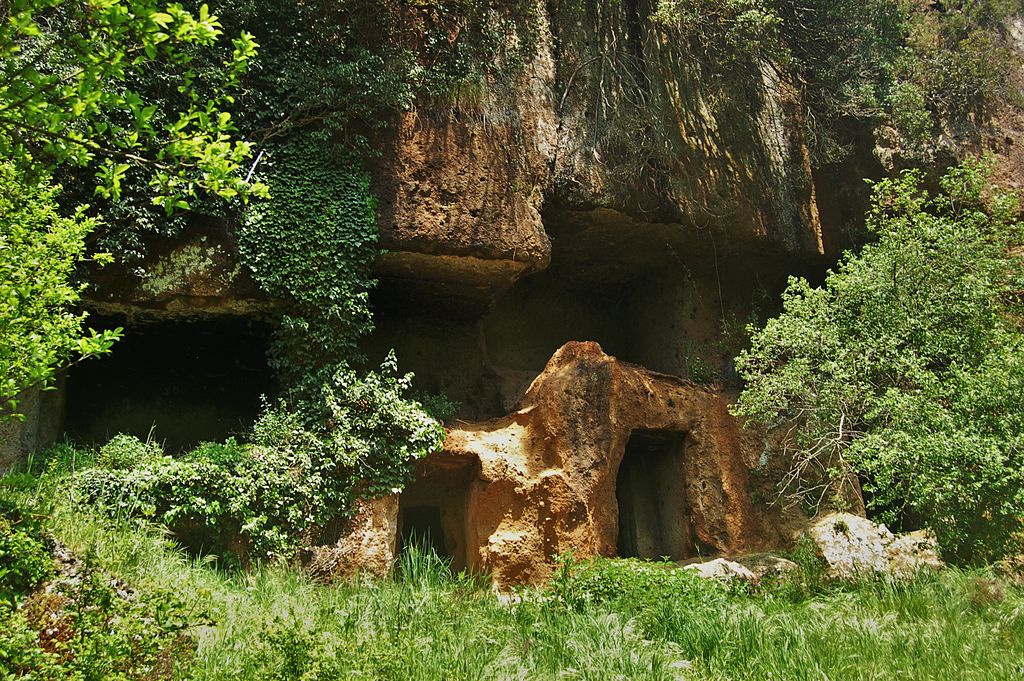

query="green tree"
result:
[0,0,264,420]
[0,0,264,209]
[734,159,1024,562]
[0,163,120,418]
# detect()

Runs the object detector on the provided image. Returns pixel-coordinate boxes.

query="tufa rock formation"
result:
[804,513,944,580]
[11,0,1022,582]
[308,341,801,588]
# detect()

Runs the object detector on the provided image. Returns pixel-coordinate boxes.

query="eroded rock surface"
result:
[682,558,757,582]
[369,0,872,311]
[390,341,800,588]
[303,496,399,582]
[372,108,554,311]
[83,229,267,321]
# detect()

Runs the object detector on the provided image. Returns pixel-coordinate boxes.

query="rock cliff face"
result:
[12,1,1018,581]
[371,0,866,315]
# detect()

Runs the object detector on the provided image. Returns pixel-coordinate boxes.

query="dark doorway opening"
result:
[398,505,448,559]
[616,429,694,560]
[397,458,475,570]
[64,316,274,453]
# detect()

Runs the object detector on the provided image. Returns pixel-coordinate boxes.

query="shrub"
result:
[734,159,1024,562]
[0,497,54,603]
[96,434,164,471]
[76,357,445,565]
[0,606,63,678]
[0,557,198,679]
[887,80,932,146]
[546,554,734,612]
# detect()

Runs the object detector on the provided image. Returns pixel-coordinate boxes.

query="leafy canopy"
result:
[734,159,1024,562]
[0,0,265,210]
[650,0,1020,159]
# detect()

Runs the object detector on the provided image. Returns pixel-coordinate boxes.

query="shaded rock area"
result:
[384,341,800,588]
[0,384,64,472]
[83,225,269,321]
[61,317,274,454]
[367,208,825,424]
[804,513,943,580]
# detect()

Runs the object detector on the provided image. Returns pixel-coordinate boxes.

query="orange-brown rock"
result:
[394,341,796,588]
[372,100,554,310]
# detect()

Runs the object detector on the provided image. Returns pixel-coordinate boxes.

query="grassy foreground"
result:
[3,471,1024,680]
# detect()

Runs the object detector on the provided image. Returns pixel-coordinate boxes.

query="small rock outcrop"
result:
[804,512,943,580]
[83,229,267,320]
[385,341,800,588]
[682,557,758,582]
[303,496,399,582]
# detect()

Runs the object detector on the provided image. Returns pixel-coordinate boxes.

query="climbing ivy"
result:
[237,134,377,385]
[234,131,450,524]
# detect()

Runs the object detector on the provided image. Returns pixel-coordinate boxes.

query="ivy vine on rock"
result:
[238,133,378,384]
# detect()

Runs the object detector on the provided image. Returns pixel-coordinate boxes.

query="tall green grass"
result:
[6,465,1024,680]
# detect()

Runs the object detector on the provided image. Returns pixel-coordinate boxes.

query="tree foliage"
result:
[0,0,265,210]
[734,159,1024,562]
[0,162,120,417]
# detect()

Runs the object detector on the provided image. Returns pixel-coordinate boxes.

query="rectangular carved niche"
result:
[397,458,475,571]
[616,429,695,561]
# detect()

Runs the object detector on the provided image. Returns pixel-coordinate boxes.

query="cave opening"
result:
[64,315,274,453]
[616,429,694,561]
[397,459,475,570]
[398,505,448,559]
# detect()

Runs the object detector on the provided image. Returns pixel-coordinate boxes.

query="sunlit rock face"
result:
[367,0,886,316]
[300,341,802,588]
[805,513,943,581]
